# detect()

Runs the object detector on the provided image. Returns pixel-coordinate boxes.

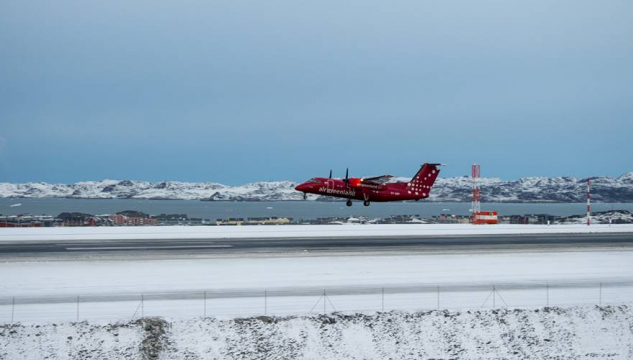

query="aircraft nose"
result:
[295,183,305,191]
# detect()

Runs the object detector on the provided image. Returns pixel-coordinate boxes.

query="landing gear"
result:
[346,200,353,207]
[363,200,370,206]
[303,192,307,200]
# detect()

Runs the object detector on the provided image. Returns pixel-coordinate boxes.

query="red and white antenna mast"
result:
[472,164,481,224]
[587,179,591,226]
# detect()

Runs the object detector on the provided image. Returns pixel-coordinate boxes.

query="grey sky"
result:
[1,0,632,184]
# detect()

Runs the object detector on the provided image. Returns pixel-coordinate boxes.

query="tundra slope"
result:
[2,306,633,359]
[1,173,633,202]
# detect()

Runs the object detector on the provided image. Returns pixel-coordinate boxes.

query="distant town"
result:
[1,209,632,227]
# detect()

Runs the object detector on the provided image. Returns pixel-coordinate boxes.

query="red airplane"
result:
[295,163,442,206]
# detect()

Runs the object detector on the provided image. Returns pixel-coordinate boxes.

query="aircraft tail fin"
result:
[408,163,442,196]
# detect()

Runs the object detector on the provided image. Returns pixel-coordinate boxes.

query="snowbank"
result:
[1,223,633,242]
[2,306,632,359]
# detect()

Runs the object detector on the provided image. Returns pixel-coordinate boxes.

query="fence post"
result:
[381,287,384,312]
[599,283,602,306]
[141,294,144,318]
[437,286,440,310]
[76,296,80,322]
[11,296,15,324]
[265,290,267,315]
[323,290,326,315]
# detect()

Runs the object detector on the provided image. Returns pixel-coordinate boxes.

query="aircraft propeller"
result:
[329,170,332,179]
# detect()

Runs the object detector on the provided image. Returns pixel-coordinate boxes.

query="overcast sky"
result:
[1,0,632,184]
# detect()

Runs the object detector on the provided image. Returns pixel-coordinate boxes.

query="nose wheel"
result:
[346,200,353,207]
[303,192,307,200]
[363,200,370,206]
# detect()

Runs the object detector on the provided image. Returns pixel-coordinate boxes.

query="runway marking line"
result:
[66,245,233,251]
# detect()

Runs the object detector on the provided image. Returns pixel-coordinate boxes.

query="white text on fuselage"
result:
[318,187,356,197]
[357,183,383,190]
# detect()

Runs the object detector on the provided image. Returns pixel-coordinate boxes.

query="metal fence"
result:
[3,280,633,323]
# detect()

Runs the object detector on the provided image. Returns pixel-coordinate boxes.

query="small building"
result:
[216,218,245,226]
[0,214,57,227]
[108,211,158,226]
[57,212,96,227]
[473,211,498,225]
[246,217,293,225]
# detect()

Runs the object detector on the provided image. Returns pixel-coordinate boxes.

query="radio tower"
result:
[472,164,481,224]
[587,179,591,226]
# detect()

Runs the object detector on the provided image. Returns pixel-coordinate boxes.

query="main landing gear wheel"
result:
[346,200,353,207]
[363,200,370,206]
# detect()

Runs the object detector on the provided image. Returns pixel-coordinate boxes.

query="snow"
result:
[2,234,633,357]
[556,210,633,224]
[1,223,632,242]
[0,180,301,201]
[1,319,146,359]
[1,171,633,202]
[2,250,633,322]
[2,224,633,357]
[161,307,633,359]
[2,306,633,359]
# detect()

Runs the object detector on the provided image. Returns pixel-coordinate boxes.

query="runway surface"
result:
[3,232,633,322]
[2,232,633,258]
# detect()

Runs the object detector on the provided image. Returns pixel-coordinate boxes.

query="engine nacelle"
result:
[348,178,362,188]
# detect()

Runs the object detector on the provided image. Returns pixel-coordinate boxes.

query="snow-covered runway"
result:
[2,223,633,242]
[2,248,633,322]
[2,224,633,323]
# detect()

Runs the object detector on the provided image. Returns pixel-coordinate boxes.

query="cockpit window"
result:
[306,178,322,183]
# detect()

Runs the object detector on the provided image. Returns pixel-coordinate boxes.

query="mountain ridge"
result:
[1,173,632,202]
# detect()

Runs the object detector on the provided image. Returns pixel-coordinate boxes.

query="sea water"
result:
[1,198,631,220]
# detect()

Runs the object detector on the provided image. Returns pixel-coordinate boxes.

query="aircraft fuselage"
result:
[295,163,441,204]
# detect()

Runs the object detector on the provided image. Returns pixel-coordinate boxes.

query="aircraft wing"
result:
[362,174,394,185]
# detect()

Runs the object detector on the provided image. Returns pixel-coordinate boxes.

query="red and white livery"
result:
[295,163,442,206]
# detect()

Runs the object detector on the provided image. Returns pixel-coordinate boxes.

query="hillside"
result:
[1,173,633,202]
[2,306,632,359]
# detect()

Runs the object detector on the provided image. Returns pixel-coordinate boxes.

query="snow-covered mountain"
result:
[1,173,632,202]
[427,173,633,202]
[0,180,300,201]
[555,210,633,224]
